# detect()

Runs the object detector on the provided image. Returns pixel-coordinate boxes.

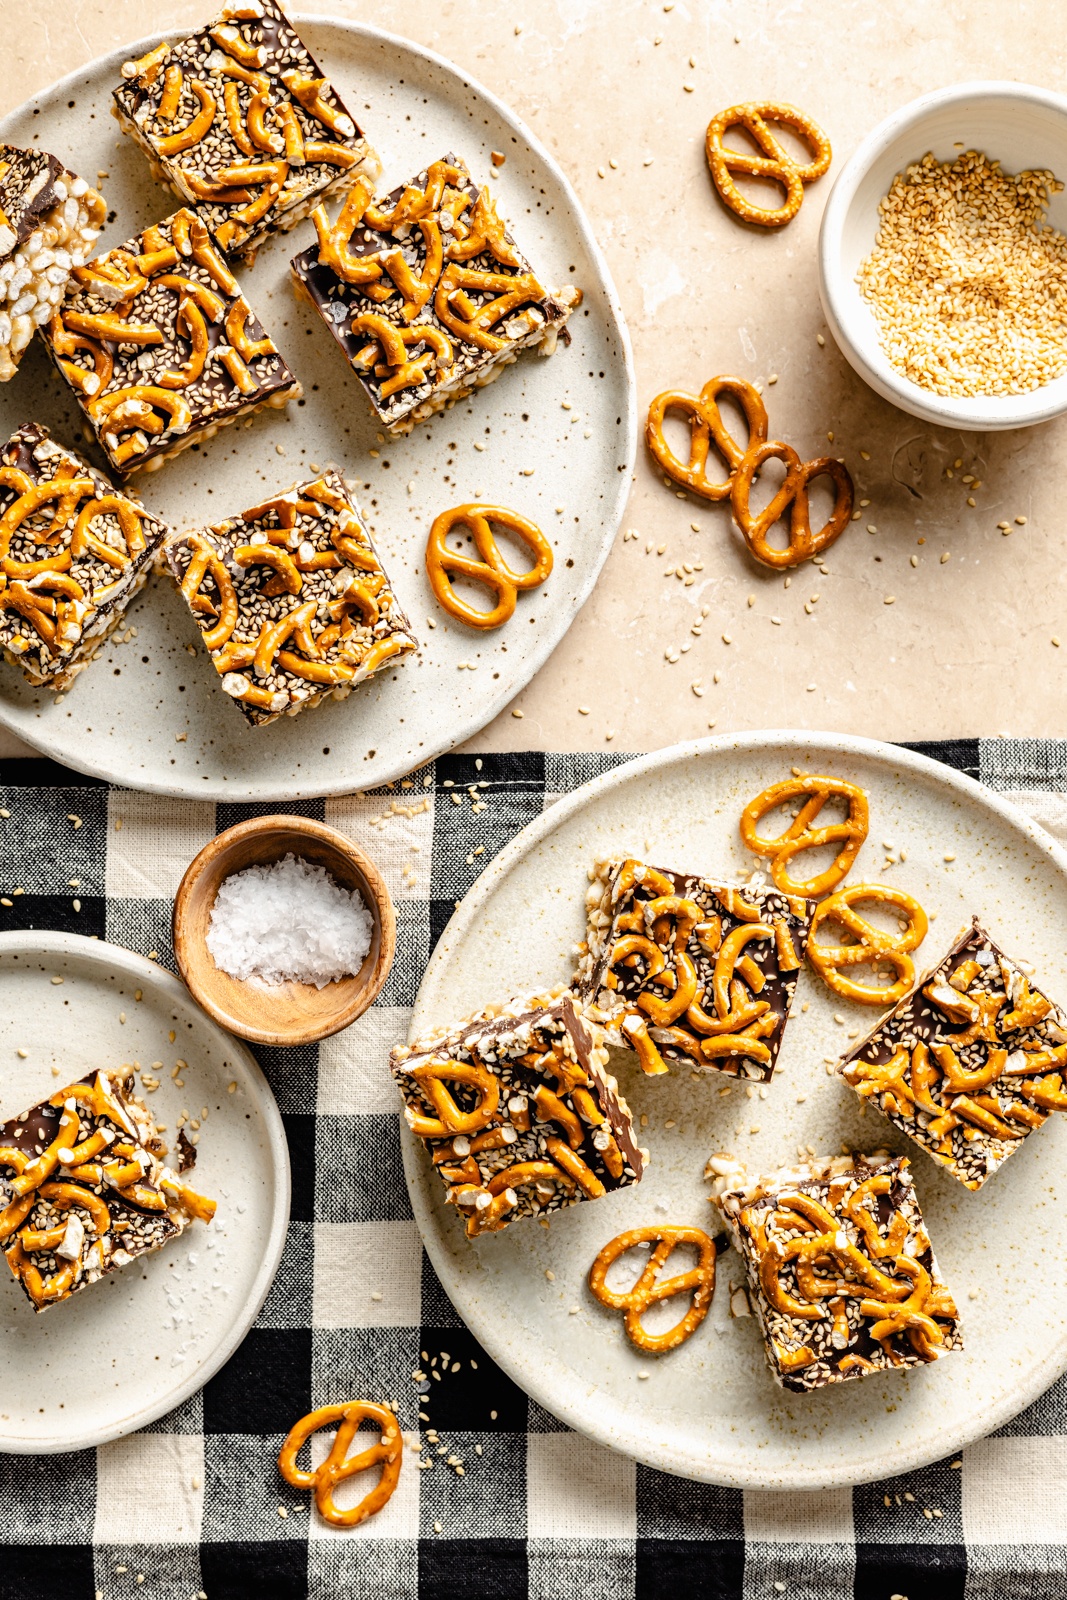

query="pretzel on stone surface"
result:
[589,1225,717,1353]
[740,774,869,897]
[808,883,928,1005]
[426,503,553,629]
[646,376,769,501]
[705,102,832,228]
[731,440,854,569]
[278,1401,402,1529]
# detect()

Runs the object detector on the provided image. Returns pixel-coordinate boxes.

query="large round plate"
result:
[405,731,1067,1488]
[0,21,634,798]
[0,932,289,1452]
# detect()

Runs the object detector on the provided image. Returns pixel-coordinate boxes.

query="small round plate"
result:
[404,731,1067,1488]
[0,931,289,1453]
[0,19,635,799]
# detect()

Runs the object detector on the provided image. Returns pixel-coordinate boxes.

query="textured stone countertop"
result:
[2,0,1065,762]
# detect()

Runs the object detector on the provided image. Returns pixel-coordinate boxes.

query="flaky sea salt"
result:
[206,854,373,988]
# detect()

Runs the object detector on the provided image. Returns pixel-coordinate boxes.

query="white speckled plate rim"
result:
[404,730,1067,1488]
[0,20,636,798]
[0,930,290,1454]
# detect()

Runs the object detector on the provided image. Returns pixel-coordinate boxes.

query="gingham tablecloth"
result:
[0,738,1065,1600]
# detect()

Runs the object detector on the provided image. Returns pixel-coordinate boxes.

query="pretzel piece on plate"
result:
[740,773,869,897]
[113,0,380,257]
[392,994,646,1239]
[166,469,417,729]
[839,916,1067,1189]
[291,151,581,436]
[710,1150,962,1389]
[589,1225,718,1352]
[573,857,813,1083]
[0,1068,215,1313]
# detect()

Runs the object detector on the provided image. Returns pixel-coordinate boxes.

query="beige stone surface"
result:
[2,0,1066,766]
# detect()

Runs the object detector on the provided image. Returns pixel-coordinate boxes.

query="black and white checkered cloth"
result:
[0,738,1064,1600]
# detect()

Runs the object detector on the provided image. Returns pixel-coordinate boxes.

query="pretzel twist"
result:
[278,1401,402,1528]
[646,376,769,500]
[731,440,854,568]
[740,774,869,896]
[404,1059,500,1139]
[589,1225,717,1353]
[808,883,928,1005]
[426,503,553,629]
[705,102,832,227]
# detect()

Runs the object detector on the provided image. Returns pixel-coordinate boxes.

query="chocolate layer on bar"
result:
[112,0,379,258]
[392,992,646,1238]
[0,423,170,690]
[290,153,580,434]
[708,1150,963,1391]
[574,858,813,1081]
[0,145,106,381]
[839,918,1067,1190]
[42,206,300,477]
[0,1069,215,1313]
[166,468,417,727]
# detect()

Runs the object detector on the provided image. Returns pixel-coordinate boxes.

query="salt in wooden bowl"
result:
[173,815,395,1046]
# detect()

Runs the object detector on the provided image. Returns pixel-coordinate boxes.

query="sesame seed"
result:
[1016,515,1028,524]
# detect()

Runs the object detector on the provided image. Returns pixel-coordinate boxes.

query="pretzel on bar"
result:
[589,1225,717,1352]
[278,1401,401,1528]
[808,883,928,1005]
[114,4,375,257]
[426,503,553,629]
[646,376,768,500]
[705,102,832,228]
[740,774,869,897]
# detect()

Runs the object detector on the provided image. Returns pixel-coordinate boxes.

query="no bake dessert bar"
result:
[42,206,300,476]
[112,0,379,257]
[0,423,170,691]
[0,143,106,382]
[0,1069,215,1313]
[574,858,813,1080]
[839,918,1067,1189]
[392,993,646,1238]
[290,153,581,434]
[166,469,417,727]
[708,1149,963,1390]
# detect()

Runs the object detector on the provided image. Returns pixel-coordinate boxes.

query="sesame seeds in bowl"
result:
[818,81,1067,430]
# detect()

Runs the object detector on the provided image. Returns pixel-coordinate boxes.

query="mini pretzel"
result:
[705,102,832,227]
[446,187,522,270]
[731,441,854,569]
[404,1058,500,1139]
[426,503,553,629]
[154,80,216,157]
[808,883,928,1005]
[740,774,869,896]
[278,1401,401,1528]
[646,376,768,501]
[589,1225,717,1353]
[435,264,546,353]
[280,70,356,138]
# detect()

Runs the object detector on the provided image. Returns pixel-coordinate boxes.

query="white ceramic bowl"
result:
[818,80,1067,430]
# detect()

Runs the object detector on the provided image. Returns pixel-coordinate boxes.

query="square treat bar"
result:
[708,1149,963,1391]
[0,423,170,690]
[42,206,300,477]
[166,469,417,727]
[0,1069,215,1313]
[0,144,106,382]
[839,917,1067,1190]
[574,858,813,1081]
[290,153,581,434]
[112,0,379,258]
[392,992,646,1238]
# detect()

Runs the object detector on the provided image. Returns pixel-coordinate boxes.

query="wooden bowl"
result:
[172,815,395,1047]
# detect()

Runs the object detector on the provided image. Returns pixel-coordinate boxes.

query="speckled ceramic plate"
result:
[404,731,1067,1488]
[0,932,289,1452]
[0,20,634,798]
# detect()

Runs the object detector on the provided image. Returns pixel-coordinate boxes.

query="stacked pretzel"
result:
[646,373,855,569]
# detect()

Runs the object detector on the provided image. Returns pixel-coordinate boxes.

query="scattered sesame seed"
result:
[944,852,956,862]
[1016,515,1028,524]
